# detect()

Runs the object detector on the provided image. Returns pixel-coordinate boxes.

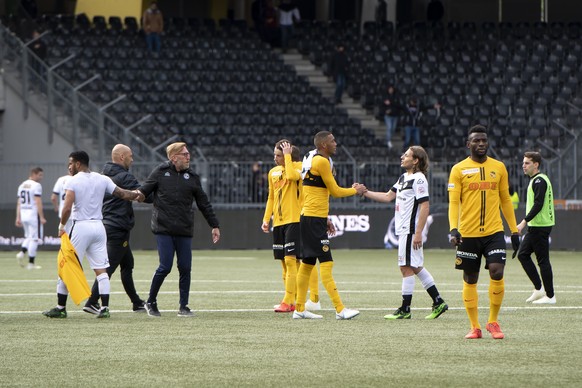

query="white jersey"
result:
[17,179,42,221]
[392,171,429,236]
[52,175,71,218]
[65,172,116,221]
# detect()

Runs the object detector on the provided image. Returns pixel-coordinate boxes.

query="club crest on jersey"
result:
[322,245,329,252]
[455,257,462,265]
[183,173,190,179]
[490,171,496,179]
[164,172,170,176]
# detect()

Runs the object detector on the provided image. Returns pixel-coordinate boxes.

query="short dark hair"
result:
[291,145,301,162]
[69,151,89,166]
[275,139,291,150]
[524,151,542,167]
[468,124,487,137]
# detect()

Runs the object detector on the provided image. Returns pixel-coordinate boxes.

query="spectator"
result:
[330,43,348,104]
[15,167,46,270]
[28,30,47,92]
[143,1,163,53]
[138,142,220,317]
[375,0,387,22]
[427,0,445,23]
[382,84,401,149]
[277,0,300,53]
[262,0,278,46]
[251,162,267,203]
[401,97,440,150]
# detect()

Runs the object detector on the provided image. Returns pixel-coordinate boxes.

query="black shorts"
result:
[300,215,332,264]
[454,231,507,272]
[272,223,300,260]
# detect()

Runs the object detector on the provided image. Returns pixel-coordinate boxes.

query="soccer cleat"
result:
[532,295,556,304]
[274,302,295,313]
[292,310,323,319]
[83,302,101,315]
[97,307,110,318]
[336,308,360,320]
[425,302,448,320]
[305,299,322,311]
[464,328,483,339]
[27,263,42,270]
[526,288,546,303]
[144,302,161,317]
[177,306,194,317]
[43,307,67,318]
[384,308,411,320]
[16,251,25,267]
[485,322,505,339]
[133,300,146,312]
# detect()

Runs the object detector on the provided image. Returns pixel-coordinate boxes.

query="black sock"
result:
[100,295,109,308]
[57,293,68,307]
[402,295,412,312]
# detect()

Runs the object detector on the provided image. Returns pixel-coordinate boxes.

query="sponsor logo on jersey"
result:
[272,244,284,250]
[468,181,497,191]
[462,168,480,175]
[487,248,506,256]
[457,250,478,259]
[328,215,370,237]
[448,183,455,189]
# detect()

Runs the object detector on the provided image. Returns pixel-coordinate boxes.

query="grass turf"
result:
[1,249,581,387]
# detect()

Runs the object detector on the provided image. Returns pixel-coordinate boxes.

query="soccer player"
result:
[15,167,46,270]
[138,142,220,318]
[448,125,520,339]
[517,151,556,304]
[83,144,148,315]
[262,140,320,313]
[42,151,143,319]
[292,131,366,320]
[364,146,448,320]
[51,172,72,232]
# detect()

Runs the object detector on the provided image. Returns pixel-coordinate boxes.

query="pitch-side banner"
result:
[0,209,580,251]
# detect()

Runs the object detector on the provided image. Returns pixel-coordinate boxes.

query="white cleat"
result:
[526,288,546,303]
[305,300,322,311]
[16,251,25,267]
[532,295,556,304]
[336,308,360,320]
[27,263,42,270]
[292,310,323,319]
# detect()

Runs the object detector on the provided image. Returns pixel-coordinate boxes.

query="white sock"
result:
[417,268,435,290]
[97,273,110,295]
[402,275,415,296]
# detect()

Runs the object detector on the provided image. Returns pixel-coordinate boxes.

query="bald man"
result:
[83,144,147,314]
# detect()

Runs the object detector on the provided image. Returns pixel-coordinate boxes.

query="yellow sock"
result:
[282,256,297,305]
[488,278,505,324]
[295,263,313,312]
[309,264,320,303]
[320,261,344,313]
[280,260,286,288]
[463,281,480,329]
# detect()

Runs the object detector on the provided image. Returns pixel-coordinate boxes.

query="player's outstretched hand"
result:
[511,234,521,259]
[449,228,462,247]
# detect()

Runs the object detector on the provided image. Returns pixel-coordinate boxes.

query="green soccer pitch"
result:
[1,249,581,387]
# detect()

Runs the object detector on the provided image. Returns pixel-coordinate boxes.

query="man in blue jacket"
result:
[138,142,220,317]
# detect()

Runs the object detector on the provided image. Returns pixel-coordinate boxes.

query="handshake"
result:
[131,189,145,202]
[352,183,367,196]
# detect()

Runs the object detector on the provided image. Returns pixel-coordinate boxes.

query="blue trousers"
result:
[384,115,398,145]
[146,33,161,53]
[334,74,346,102]
[404,126,420,148]
[148,234,192,307]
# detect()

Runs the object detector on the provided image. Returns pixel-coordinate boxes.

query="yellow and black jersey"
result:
[448,156,518,237]
[302,154,356,218]
[262,155,302,227]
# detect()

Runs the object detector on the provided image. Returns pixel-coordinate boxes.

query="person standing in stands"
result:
[364,146,448,320]
[143,1,163,53]
[330,43,348,105]
[292,131,366,320]
[448,125,520,339]
[277,0,300,53]
[517,151,556,304]
[262,140,320,313]
[83,144,148,315]
[382,84,401,150]
[15,167,46,270]
[43,151,143,319]
[138,142,220,317]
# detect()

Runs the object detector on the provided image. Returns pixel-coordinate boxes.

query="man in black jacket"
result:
[138,142,220,317]
[83,144,147,315]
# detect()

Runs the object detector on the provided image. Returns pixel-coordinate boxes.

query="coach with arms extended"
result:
[138,142,220,317]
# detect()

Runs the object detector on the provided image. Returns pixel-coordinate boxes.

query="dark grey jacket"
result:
[102,162,140,231]
[139,161,219,237]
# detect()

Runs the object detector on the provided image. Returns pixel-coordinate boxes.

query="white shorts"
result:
[397,234,424,268]
[20,210,43,241]
[69,220,109,270]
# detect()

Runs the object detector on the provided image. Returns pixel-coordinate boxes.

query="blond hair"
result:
[166,142,186,159]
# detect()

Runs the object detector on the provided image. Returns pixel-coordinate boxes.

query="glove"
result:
[450,228,462,246]
[511,234,520,259]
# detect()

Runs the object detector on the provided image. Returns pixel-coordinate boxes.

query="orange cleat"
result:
[464,328,483,339]
[486,322,505,339]
[274,302,295,313]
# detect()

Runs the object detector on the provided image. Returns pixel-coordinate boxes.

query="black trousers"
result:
[87,227,141,306]
[517,226,554,298]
